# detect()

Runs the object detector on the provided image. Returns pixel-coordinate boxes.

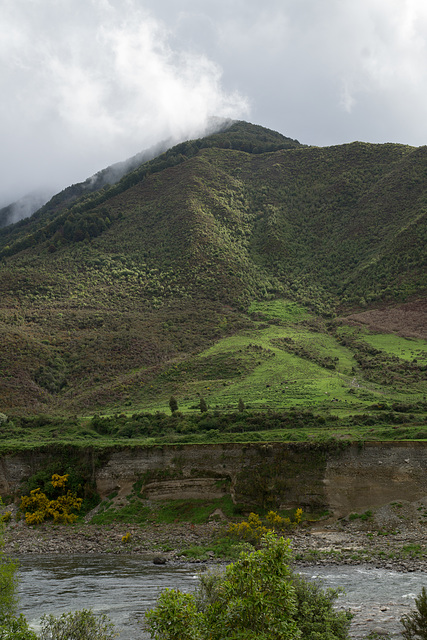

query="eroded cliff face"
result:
[324,442,427,516]
[1,442,427,517]
[94,443,327,510]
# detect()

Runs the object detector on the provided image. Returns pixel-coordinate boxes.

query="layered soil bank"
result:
[2,441,427,517]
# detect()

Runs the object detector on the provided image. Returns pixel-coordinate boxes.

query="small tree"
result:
[401,587,427,639]
[238,398,245,412]
[199,398,208,413]
[169,396,178,414]
[145,533,352,640]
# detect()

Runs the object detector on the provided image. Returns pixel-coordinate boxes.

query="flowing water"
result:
[299,565,427,638]
[17,555,199,639]
[15,555,427,639]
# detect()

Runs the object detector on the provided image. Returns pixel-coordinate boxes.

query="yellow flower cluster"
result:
[227,509,304,543]
[121,532,131,543]
[51,473,69,489]
[227,512,268,543]
[20,475,83,525]
[266,510,291,530]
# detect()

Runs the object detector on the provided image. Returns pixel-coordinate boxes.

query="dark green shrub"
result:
[39,609,116,640]
[401,587,427,639]
[0,613,38,639]
[145,533,352,639]
[169,396,178,414]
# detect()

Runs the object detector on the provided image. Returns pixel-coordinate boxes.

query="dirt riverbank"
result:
[2,518,427,574]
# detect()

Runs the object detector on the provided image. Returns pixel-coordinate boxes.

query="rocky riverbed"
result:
[2,517,427,573]
[3,519,219,558]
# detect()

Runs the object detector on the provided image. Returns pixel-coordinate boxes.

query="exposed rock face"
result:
[325,441,427,516]
[0,453,39,497]
[2,442,427,517]
[93,443,328,510]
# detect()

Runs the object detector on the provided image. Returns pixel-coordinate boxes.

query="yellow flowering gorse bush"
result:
[227,509,304,543]
[20,474,82,525]
[227,512,268,543]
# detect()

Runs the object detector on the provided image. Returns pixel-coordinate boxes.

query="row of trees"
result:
[169,396,245,414]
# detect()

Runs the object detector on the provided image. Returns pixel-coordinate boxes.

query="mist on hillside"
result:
[0,117,233,228]
[0,1,248,221]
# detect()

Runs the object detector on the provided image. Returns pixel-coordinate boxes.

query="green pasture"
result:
[248,299,311,322]
[138,299,425,415]
[361,331,427,364]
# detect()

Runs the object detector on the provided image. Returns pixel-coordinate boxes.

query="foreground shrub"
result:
[0,500,37,639]
[293,574,352,640]
[401,587,427,639]
[0,556,18,620]
[0,499,18,619]
[0,613,38,640]
[39,609,117,640]
[145,532,352,640]
[145,590,203,640]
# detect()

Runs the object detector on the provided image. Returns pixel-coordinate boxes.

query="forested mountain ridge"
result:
[0,121,425,417]
[0,121,299,232]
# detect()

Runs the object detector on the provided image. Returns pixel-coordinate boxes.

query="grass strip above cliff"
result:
[0,405,426,453]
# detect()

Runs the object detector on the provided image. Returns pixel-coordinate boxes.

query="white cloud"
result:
[0,0,248,207]
[164,0,427,145]
[3,0,427,209]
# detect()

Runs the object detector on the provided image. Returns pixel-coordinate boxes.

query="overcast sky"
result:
[2,0,427,209]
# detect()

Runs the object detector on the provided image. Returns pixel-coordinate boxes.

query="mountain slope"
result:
[0,122,425,416]
[0,120,299,234]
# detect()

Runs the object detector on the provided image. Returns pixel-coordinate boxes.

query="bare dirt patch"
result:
[342,299,427,339]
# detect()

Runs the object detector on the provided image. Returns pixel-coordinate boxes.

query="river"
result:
[15,555,427,639]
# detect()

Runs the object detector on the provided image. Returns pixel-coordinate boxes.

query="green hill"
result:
[0,121,425,427]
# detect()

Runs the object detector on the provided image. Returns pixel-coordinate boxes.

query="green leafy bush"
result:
[293,574,352,640]
[39,609,117,640]
[145,533,352,640]
[0,561,17,621]
[401,587,427,639]
[0,501,37,639]
[0,502,18,619]
[0,613,38,640]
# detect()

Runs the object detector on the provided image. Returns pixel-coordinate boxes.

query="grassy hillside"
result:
[0,121,425,425]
